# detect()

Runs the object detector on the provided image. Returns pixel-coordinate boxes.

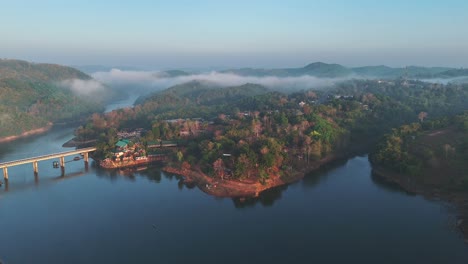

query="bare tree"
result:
[418,111,428,122]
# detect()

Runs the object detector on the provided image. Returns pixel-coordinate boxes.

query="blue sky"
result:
[2,0,468,68]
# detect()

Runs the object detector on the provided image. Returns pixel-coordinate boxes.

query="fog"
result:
[418,76,468,85]
[60,79,106,96]
[91,69,352,93]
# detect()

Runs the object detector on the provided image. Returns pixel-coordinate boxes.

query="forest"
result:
[0,59,117,138]
[78,78,468,184]
[370,112,468,190]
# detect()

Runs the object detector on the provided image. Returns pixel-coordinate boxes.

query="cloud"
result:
[92,69,350,92]
[60,79,106,96]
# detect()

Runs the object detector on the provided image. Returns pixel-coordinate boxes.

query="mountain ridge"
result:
[223,62,467,79]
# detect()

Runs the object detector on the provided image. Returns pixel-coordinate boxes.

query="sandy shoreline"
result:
[0,123,53,144]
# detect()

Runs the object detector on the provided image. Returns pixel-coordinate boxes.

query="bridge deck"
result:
[0,147,96,169]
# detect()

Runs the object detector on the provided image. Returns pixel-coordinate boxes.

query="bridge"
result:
[0,147,96,180]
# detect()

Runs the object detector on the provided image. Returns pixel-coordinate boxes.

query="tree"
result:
[213,158,225,179]
[418,111,428,122]
[251,119,262,138]
[304,135,312,163]
[176,151,184,162]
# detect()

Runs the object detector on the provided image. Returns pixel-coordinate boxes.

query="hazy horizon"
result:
[2,0,468,69]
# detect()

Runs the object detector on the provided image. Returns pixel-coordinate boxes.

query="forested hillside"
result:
[0,59,111,138]
[134,81,270,119]
[370,112,468,190]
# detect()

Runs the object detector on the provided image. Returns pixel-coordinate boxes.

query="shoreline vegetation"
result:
[370,113,468,240]
[162,153,338,198]
[160,140,370,198]
[0,123,53,144]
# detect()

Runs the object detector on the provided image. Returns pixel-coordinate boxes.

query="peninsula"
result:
[76,77,468,198]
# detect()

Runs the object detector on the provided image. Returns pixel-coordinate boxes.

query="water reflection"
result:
[0,169,88,194]
[95,167,137,181]
[94,164,197,189]
[232,185,288,208]
[52,171,87,182]
[301,158,348,188]
[370,170,417,196]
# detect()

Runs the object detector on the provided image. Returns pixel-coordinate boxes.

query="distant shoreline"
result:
[0,123,53,144]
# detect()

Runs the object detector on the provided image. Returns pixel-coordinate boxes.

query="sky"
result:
[2,0,468,69]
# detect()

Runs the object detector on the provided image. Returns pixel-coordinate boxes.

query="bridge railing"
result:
[1,147,96,179]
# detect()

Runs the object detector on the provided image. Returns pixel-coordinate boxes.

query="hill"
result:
[223,62,351,78]
[0,59,89,81]
[134,81,270,119]
[0,59,112,139]
[223,62,468,80]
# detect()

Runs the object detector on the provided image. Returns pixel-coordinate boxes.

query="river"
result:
[1,101,468,263]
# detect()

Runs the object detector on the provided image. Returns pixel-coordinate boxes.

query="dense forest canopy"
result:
[0,59,117,138]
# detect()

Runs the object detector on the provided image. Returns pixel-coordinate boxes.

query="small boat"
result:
[136,166,148,171]
[53,161,59,168]
[73,156,81,161]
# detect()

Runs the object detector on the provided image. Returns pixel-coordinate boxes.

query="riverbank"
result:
[0,123,53,144]
[62,138,98,148]
[162,140,374,198]
[163,152,345,198]
[372,166,468,241]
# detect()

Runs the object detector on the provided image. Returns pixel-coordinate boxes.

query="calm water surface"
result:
[1,125,468,263]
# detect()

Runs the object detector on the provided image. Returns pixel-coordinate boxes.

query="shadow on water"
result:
[230,158,354,209]
[139,166,196,189]
[230,156,372,209]
[370,169,417,196]
[94,163,198,191]
[301,158,349,189]
[0,170,87,195]
[232,184,289,209]
[95,167,137,182]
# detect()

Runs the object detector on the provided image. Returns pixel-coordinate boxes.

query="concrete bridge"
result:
[0,147,96,180]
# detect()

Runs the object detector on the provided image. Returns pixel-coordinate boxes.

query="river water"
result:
[1,102,468,263]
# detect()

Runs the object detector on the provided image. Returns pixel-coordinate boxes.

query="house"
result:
[116,139,130,150]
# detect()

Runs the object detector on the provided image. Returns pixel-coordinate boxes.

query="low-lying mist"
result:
[91,69,353,94]
[60,79,106,97]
